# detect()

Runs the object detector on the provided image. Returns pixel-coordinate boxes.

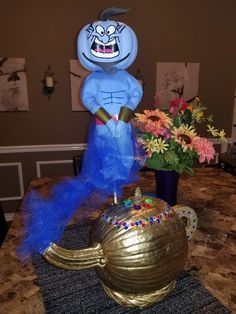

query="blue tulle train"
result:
[18,122,145,258]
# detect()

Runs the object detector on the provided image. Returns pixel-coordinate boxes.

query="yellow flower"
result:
[192,109,204,122]
[143,137,169,156]
[207,124,219,137]
[143,137,159,157]
[218,129,227,143]
[155,138,169,154]
[172,125,197,151]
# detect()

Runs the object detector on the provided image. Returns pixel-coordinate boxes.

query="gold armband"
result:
[118,107,133,123]
[94,107,111,124]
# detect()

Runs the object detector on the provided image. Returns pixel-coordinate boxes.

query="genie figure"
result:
[78,7,144,200]
[18,8,144,257]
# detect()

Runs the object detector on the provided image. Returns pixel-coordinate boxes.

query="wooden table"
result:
[0,168,236,313]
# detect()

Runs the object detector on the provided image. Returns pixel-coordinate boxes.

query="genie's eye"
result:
[96,25,105,36]
[106,25,116,35]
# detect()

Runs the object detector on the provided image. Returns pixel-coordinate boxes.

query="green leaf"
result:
[185,166,195,175]
[163,150,179,165]
[182,109,192,124]
[174,115,182,128]
[146,152,166,170]
[142,133,152,141]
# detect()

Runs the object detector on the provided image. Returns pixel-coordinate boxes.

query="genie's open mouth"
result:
[82,52,130,73]
[91,38,119,59]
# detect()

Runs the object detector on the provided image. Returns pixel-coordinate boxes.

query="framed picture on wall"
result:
[0,57,29,111]
[70,59,90,111]
[155,62,200,109]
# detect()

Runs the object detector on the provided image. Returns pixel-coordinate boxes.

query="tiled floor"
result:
[0,168,235,313]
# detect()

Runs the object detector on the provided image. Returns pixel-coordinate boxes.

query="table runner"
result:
[32,222,231,314]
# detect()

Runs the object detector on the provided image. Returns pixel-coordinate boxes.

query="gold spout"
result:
[43,242,105,270]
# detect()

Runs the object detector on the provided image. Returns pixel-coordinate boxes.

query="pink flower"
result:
[144,124,163,137]
[193,137,215,163]
[161,128,171,139]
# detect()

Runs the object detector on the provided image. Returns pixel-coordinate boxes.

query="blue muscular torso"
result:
[81,70,143,116]
[80,69,144,192]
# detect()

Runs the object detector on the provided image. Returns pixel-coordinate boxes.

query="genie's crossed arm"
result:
[124,73,143,112]
[116,72,143,137]
[81,77,101,115]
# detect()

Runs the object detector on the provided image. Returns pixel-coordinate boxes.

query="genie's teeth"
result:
[91,38,119,59]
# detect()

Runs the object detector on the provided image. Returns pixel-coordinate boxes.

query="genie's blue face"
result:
[87,21,125,59]
[77,20,138,72]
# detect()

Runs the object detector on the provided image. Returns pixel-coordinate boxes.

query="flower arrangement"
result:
[133,97,226,174]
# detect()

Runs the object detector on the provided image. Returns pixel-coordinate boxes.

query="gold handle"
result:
[43,242,105,270]
[172,205,197,240]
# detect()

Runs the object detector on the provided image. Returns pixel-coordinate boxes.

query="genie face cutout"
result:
[77,20,138,72]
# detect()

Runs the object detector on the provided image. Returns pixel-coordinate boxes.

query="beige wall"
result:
[0,0,235,213]
[0,0,235,145]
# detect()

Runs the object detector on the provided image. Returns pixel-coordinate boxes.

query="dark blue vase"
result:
[155,170,179,207]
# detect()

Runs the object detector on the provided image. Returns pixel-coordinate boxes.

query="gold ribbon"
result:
[94,107,111,124]
[43,242,105,270]
[101,280,176,308]
[118,107,133,123]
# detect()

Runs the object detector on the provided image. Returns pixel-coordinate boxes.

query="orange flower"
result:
[172,125,197,151]
[187,105,193,112]
[135,109,172,129]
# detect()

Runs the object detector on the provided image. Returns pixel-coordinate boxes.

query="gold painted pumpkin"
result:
[44,192,197,308]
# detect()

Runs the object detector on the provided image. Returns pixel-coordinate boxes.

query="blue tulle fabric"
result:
[18,122,145,258]
[81,122,144,196]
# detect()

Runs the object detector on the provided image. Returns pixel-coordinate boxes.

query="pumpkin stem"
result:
[43,242,105,270]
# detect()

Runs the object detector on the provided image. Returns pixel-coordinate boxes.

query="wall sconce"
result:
[42,65,57,98]
[135,68,145,89]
